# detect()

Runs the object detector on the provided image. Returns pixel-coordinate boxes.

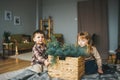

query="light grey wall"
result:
[42,0,119,52]
[108,0,119,53]
[0,0,39,51]
[42,0,78,44]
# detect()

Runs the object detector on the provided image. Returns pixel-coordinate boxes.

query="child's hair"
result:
[32,30,45,38]
[77,32,93,54]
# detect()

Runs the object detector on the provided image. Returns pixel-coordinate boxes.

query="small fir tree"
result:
[45,35,88,64]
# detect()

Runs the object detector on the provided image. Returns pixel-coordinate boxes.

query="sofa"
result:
[9,34,34,52]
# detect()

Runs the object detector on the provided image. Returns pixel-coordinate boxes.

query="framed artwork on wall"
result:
[4,10,12,21]
[14,16,20,25]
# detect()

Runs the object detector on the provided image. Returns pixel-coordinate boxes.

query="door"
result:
[78,0,109,60]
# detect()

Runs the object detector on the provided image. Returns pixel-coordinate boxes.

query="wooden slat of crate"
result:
[60,71,85,80]
[48,55,85,80]
[48,70,61,78]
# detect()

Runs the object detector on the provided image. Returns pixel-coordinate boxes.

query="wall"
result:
[42,0,119,53]
[42,0,78,44]
[0,0,42,51]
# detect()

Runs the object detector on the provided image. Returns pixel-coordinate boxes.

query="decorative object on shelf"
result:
[3,31,11,43]
[40,16,53,39]
[45,35,88,65]
[44,21,48,28]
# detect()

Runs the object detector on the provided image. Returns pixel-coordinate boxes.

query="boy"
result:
[30,30,49,73]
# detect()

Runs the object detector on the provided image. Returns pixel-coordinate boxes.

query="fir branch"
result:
[46,35,88,64]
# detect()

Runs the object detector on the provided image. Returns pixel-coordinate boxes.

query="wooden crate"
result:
[48,55,85,80]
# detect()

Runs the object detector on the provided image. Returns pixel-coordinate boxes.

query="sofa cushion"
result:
[17,42,34,50]
[10,34,23,43]
[22,34,32,42]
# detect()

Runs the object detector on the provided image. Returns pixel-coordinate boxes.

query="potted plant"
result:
[46,36,87,80]
[3,31,11,43]
[45,35,88,65]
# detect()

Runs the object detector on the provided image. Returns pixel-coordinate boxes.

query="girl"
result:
[77,32,103,74]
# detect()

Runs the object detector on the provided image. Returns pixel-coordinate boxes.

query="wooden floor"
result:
[0,57,31,74]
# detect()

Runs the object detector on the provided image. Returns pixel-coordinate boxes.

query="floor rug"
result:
[81,64,120,80]
[0,67,30,80]
[3,53,120,80]
[0,64,120,80]
[10,52,32,61]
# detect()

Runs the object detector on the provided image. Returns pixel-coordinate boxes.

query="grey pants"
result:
[29,64,47,73]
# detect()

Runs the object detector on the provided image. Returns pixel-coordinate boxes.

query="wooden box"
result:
[48,55,85,80]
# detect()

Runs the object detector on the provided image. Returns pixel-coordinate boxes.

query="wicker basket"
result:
[48,55,85,80]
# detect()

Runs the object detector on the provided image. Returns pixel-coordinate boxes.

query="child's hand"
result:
[98,68,103,74]
[44,59,50,67]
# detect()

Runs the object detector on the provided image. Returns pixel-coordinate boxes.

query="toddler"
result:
[77,32,103,74]
[30,30,49,73]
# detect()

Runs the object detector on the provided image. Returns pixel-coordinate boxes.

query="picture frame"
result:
[14,16,20,25]
[4,10,12,21]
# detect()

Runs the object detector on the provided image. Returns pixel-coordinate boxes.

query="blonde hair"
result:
[77,32,93,54]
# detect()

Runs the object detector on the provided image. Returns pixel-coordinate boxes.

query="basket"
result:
[48,55,85,80]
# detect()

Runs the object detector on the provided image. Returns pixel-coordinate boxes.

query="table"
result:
[2,42,13,59]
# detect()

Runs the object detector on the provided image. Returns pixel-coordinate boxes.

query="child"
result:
[77,32,103,74]
[30,30,49,73]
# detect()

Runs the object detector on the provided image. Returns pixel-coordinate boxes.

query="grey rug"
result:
[10,52,32,61]
[81,64,120,80]
[3,53,120,80]
[81,72,120,80]
[0,64,120,80]
[0,67,29,80]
